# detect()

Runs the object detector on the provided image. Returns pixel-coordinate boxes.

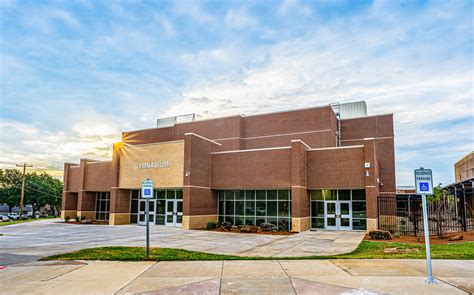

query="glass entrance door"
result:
[165,199,182,226]
[138,199,156,225]
[325,201,337,230]
[324,201,352,230]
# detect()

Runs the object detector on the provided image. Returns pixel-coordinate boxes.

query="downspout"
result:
[337,112,341,147]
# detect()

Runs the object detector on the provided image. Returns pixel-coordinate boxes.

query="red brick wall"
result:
[211,148,292,189]
[84,162,114,191]
[121,106,338,151]
[67,166,81,192]
[341,114,395,196]
[307,146,365,189]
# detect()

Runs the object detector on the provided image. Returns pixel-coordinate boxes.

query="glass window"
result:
[324,190,337,200]
[311,201,324,217]
[176,190,183,199]
[156,200,165,215]
[235,201,245,215]
[267,217,277,226]
[155,215,165,225]
[256,201,266,216]
[217,190,293,231]
[95,192,110,221]
[131,190,140,199]
[166,190,176,199]
[352,201,366,218]
[339,190,350,200]
[352,190,365,200]
[245,201,255,215]
[267,201,277,216]
[256,190,266,200]
[225,201,234,216]
[156,190,166,199]
[267,190,277,200]
[235,216,244,226]
[226,190,235,201]
[131,199,138,213]
[245,190,255,200]
[278,201,290,217]
[311,190,324,201]
[130,214,137,224]
[219,201,224,215]
[353,218,367,230]
[278,190,289,200]
[235,190,244,200]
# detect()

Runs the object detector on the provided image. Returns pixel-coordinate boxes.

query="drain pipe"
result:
[337,112,341,147]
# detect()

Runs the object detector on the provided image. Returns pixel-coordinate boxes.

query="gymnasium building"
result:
[61,101,395,232]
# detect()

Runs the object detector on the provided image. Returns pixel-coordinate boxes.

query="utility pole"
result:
[16,163,32,219]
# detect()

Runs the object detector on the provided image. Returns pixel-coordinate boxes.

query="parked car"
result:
[7,213,19,220]
[36,212,48,218]
[0,215,11,222]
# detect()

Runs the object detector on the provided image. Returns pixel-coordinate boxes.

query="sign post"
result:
[414,168,436,285]
[141,179,153,258]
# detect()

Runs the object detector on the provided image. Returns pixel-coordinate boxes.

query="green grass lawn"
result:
[42,241,474,261]
[0,216,57,227]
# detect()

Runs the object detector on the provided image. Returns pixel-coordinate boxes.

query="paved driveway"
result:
[0,219,364,265]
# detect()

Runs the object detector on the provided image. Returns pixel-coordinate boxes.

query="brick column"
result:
[182,133,222,229]
[61,163,78,219]
[290,140,310,232]
[76,159,96,220]
[364,138,380,231]
[109,142,130,225]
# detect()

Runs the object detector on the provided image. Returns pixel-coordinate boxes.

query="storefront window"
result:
[95,192,110,221]
[217,189,291,231]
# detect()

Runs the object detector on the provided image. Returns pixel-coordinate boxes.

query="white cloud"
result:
[173,1,213,23]
[225,9,258,28]
[278,0,312,16]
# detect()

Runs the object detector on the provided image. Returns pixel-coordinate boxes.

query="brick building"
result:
[61,101,396,232]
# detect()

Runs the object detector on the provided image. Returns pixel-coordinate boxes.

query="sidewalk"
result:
[1,259,472,294]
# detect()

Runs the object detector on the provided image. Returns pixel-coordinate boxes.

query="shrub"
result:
[65,216,70,223]
[206,221,217,230]
[221,221,232,231]
[80,216,86,221]
[76,215,81,222]
[368,230,392,240]
[260,223,277,232]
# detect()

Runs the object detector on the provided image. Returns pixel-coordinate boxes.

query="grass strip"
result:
[42,241,474,261]
[0,216,56,227]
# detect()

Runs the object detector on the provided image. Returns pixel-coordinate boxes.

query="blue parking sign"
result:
[144,189,151,196]
[419,182,429,192]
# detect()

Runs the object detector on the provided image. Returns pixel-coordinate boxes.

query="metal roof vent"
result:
[331,101,367,119]
[157,113,195,128]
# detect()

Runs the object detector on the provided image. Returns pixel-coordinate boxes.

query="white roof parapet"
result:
[290,139,311,150]
[211,146,291,155]
[184,133,222,146]
[308,145,364,151]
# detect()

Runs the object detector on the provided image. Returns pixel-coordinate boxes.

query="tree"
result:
[0,169,22,212]
[0,169,63,215]
[24,171,63,215]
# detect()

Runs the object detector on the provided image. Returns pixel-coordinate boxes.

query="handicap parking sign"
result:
[141,179,154,199]
[414,168,433,195]
[419,182,429,192]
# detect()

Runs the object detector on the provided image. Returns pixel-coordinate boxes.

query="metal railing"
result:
[378,195,474,236]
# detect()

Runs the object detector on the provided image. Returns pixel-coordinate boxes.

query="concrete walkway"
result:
[1,259,472,294]
[0,219,364,265]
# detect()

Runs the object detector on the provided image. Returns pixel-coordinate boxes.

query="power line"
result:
[25,186,62,199]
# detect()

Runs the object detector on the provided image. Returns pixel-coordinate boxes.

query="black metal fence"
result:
[378,195,474,236]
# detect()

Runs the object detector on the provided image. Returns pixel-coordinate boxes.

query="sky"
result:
[0,0,473,186]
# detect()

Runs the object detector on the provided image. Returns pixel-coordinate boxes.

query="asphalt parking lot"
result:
[0,219,364,265]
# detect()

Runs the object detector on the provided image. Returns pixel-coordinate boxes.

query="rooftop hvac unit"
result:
[330,101,367,119]
[156,113,195,128]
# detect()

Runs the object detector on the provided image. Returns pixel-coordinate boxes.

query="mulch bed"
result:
[208,228,296,235]
[364,231,474,244]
